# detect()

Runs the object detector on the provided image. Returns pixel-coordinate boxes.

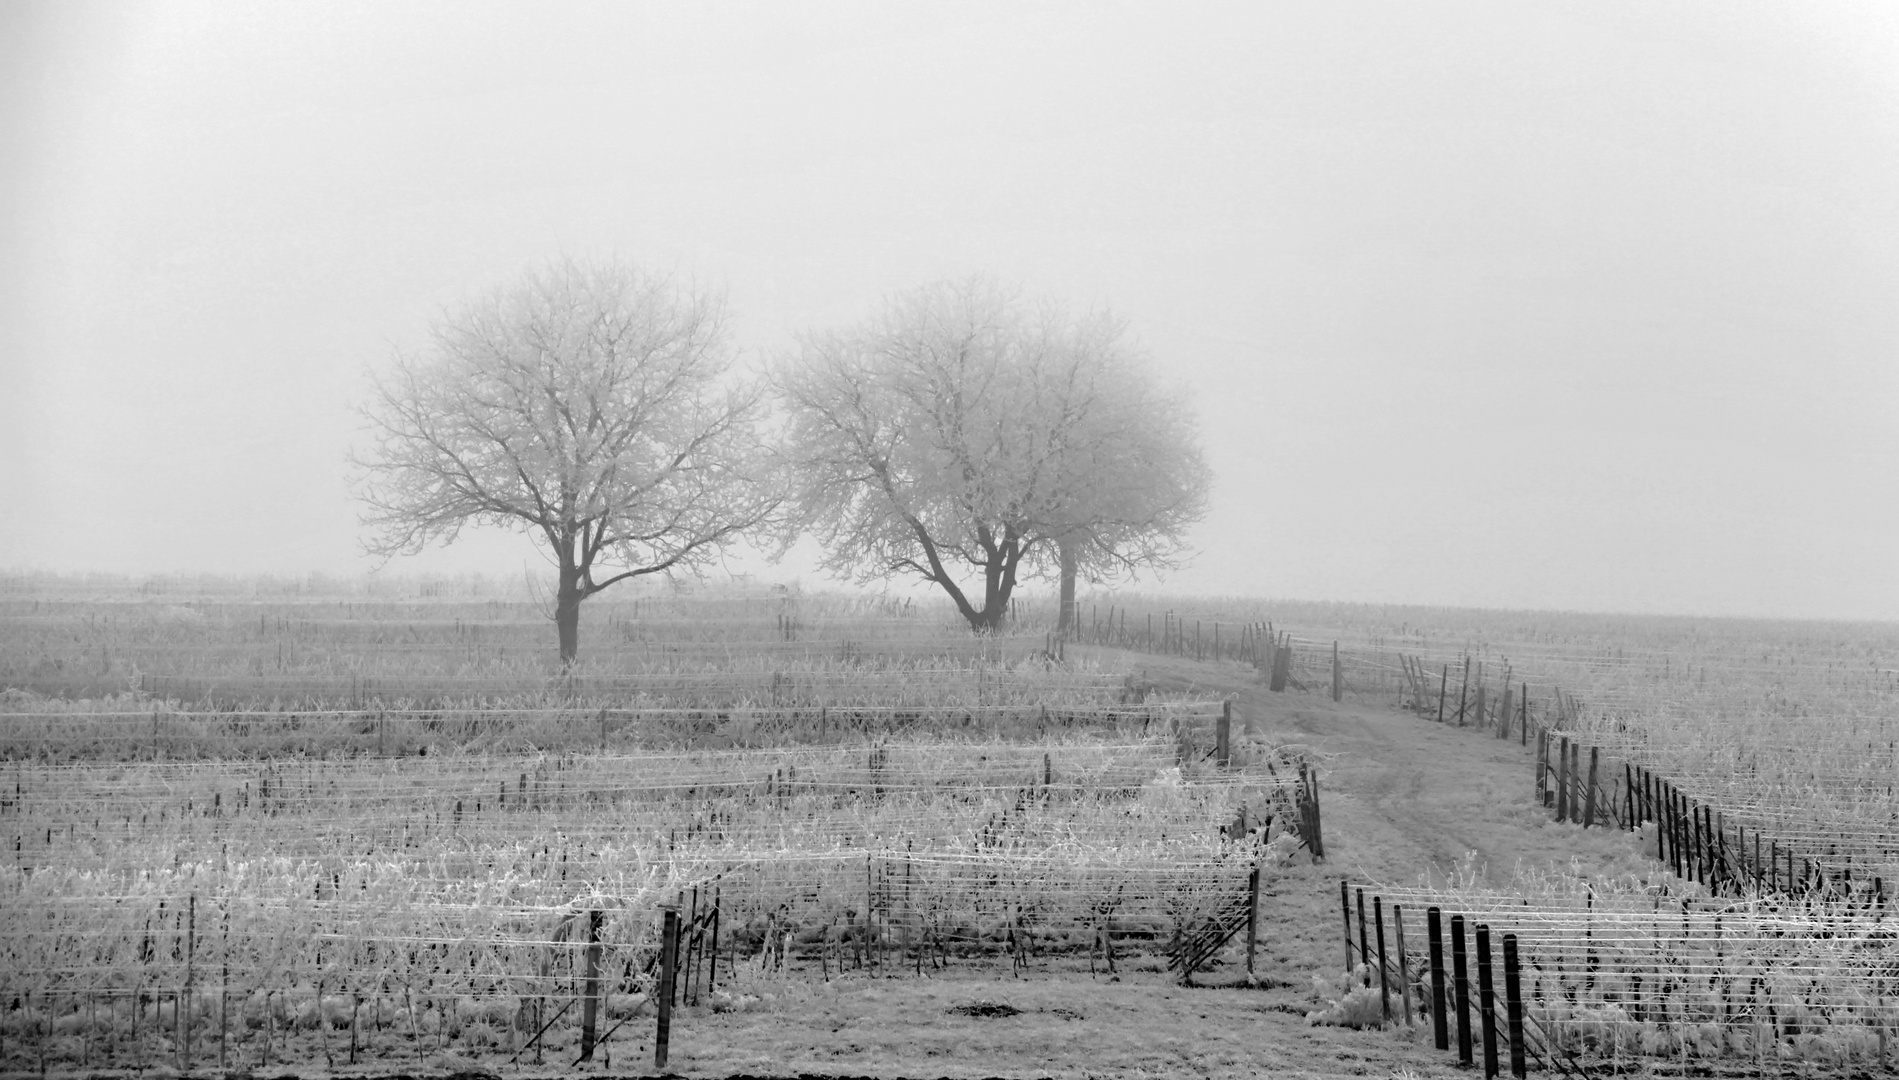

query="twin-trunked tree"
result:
[358,264,1208,658]
[773,277,1210,633]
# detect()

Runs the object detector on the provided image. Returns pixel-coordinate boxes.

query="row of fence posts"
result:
[1540,731,1891,906]
[1156,703,1325,984]
[1206,700,1324,860]
[1399,652,1892,906]
[1398,655,1553,740]
[1061,606,1363,704]
[1077,606,1270,665]
[1074,608,1314,680]
[1341,884,1545,1080]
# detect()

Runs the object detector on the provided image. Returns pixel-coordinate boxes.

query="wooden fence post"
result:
[1303,768,1324,860]
[1340,880,1354,973]
[1583,746,1600,828]
[1437,666,1448,723]
[1568,741,1581,823]
[1556,737,1570,822]
[1536,729,1548,805]
[1455,658,1470,724]
[1393,905,1413,1026]
[1374,896,1391,1023]
[1624,763,1637,829]
[577,909,603,1063]
[1451,915,1473,1066]
[656,907,679,1069]
[1670,788,1685,879]
[1246,864,1260,976]
[1331,642,1342,702]
[1502,934,1526,1079]
[1428,907,1448,1051]
[1476,923,1498,1079]
[1356,888,1371,985]
[707,889,721,993]
[1216,700,1231,766]
[682,887,699,1003]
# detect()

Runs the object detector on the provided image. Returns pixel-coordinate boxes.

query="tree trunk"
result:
[555,563,584,665]
[966,604,1008,633]
[953,559,1016,633]
[1056,535,1078,638]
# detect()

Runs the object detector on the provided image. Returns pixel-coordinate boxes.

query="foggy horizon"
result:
[5,2,1897,623]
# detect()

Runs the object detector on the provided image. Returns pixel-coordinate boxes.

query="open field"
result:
[2,575,1896,1078]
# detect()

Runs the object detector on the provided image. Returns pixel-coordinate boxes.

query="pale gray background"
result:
[4,1,1896,619]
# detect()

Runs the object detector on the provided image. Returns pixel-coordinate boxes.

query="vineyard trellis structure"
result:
[0,732,1320,1073]
[1342,879,1898,1076]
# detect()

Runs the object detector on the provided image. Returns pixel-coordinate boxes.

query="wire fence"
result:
[0,731,1316,1073]
[1343,879,1899,1076]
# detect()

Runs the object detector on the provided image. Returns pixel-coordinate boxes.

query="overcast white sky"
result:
[3,1,1896,619]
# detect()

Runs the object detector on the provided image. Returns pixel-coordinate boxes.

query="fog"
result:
[4,1,1896,619]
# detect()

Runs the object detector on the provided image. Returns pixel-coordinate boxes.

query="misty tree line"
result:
[354,260,1210,662]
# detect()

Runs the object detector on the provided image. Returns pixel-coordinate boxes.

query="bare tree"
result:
[773,277,1209,632]
[1038,315,1211,636]
[355,260,779,663]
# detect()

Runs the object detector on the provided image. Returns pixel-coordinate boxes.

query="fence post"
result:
[1340,880,1354,973]
[1245,864,1260,975]
[1556,737,1570,821]
[1374,896,1391,1023]
[1393,904,1413,1026]
[682,887,699,1003]
[1503,933,1526,1079]
[1476,923,1498,1080]
[1625,763,1637,830]
[1332,641,1342,702]
[1568,741,1581,823]
[1356,888,1371,985]
[1583,746,1600,828]
[656,907,679,1069]
[183,894,196,1074]
[707,889,721,993]
[1536,729,1548,805]
[578,909,603,1062]
[1428,907,1448,1050]
[1455,658,1470,725]
[1216,700,1231,766]
[1304,768,1325,860]
[1655,776,1669,861]
[1451,914,1473,1066]
[1437,665,1448,723]
[1668,787,1683,878]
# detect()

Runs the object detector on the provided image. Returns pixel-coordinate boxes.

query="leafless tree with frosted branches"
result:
[354,260,780,662]
[772,277,1208,632]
